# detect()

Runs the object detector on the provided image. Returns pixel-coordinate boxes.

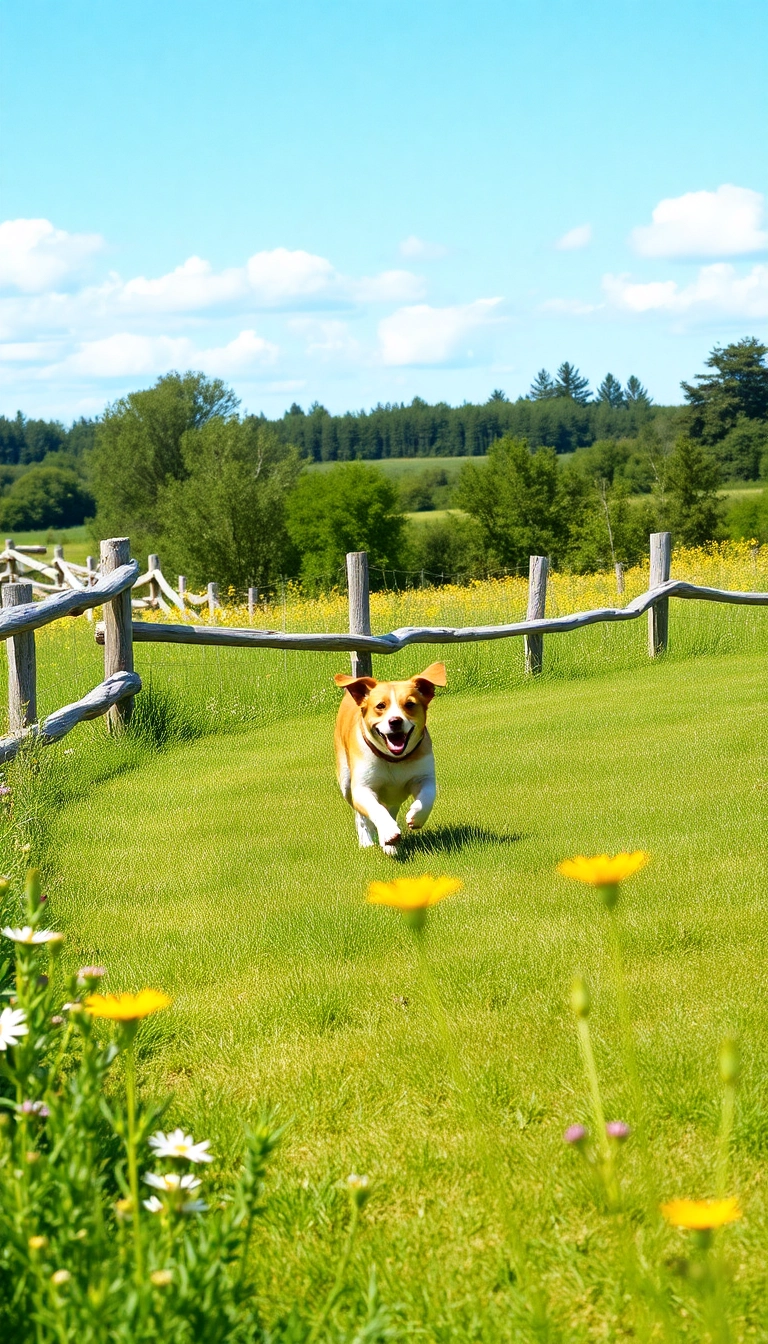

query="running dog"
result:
[333,662,446,854]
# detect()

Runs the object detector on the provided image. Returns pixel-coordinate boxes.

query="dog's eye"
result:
[376,703,386,711]
[405,699,417,707]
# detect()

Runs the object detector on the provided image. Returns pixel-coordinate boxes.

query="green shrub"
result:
[0,466,94,531]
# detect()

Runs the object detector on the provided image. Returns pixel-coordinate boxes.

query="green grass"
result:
[305,456,482,482]
[2,606,767,1337]
[3,524,91,567]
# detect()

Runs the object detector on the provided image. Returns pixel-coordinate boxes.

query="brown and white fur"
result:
[333,662,446,855]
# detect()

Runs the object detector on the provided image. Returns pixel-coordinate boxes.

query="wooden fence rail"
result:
[3,529,768,769]
[95,574,768,655]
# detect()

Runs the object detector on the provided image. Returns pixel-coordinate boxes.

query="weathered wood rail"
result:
[0,549,140,761]
[93,574,768,655]
[0,672,142,763]
[3,529,768,769]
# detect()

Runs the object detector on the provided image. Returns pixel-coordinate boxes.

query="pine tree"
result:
[555,362,591,404]
[596,373,625,408]
[665,436,724,545]
[528,369,557,400]
[487,389,509,403]
[681,337,768,443]
[625,375,652,407]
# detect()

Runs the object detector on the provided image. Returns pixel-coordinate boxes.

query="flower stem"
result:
[715,1081,736,1198]
[307,1203,359,1344]
[413,931,533,1299]
[124,1042,143,1282]
[576,1015,618,1206]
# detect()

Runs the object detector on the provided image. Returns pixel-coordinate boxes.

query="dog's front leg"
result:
[352,787,401,855]
[406,776,437,830]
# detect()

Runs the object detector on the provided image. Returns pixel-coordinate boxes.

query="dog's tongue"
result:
[387,734,407,756]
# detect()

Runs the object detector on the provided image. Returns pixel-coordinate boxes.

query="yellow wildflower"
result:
[557,852,649,887]
[367,875,462,911]
[661,1197,742,1230]
[84,989,171,1021]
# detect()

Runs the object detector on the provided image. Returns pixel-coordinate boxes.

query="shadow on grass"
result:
[395,822,524,858]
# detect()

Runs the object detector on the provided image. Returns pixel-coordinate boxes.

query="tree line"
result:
[0,338,767,585]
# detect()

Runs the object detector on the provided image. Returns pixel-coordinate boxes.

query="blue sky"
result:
[0,0,766,421]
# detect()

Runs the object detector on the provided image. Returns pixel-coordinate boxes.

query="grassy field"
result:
[1,554,767,1338]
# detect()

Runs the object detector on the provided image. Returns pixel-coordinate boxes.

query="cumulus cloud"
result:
[631,185,768,259]
[555,223,592,251]
[378,299,502,366]
[0,219,104,293]
[399,235,449,261]
[604,263,768,319]
[52,328,278,380]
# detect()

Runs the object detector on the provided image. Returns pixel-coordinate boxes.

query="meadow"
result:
[2,542,768,1339]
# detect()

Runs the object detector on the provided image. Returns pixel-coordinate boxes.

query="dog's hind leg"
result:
[355,810,378,849]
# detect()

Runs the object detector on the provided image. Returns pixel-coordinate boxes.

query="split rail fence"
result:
[1,530,768,763]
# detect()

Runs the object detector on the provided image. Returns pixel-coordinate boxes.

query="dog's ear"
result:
[412,661,447,702]
[334,673,377,705]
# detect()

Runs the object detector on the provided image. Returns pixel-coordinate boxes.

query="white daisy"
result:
[143,1172,201,1192]
[0,1006,28,1051]
[143,1196,163,1213]
[2,926,64,945]
[148,1128,213,1163]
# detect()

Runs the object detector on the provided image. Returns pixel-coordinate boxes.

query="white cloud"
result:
[0,219,104,293]
[51,328,278,380]
[245,248,337,305]
[351,270,425,303]
[378,299,502,366]
[121,256,245,312]
[604,263,768,318]
[556,223,592,251]
[631,185,768,259]
[57,333,195,378]
[198,329,278,375]
[399,235,449,261]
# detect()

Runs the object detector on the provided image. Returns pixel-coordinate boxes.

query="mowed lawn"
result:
[49,651,768,1338]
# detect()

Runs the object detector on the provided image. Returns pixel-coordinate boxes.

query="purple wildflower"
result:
[20,1100,49,1118]
[606,1120,631,1142]
[564,1123,589,1145]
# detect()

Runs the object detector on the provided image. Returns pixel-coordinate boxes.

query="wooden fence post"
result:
[2,581,37,731]
[207,582,219,620]
[148,554,160,608]
[615,562,625,596]
[346,551,372,679]
[524,555,549,675]
[100,537,134,729]
[4,540,15,583]
[648,531,671,657]
[248,587,257,624]
[53,544,64,588]
[85,555,96,622]
[178,576,186,610]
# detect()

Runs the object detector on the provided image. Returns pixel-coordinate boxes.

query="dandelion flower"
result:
[2,926,64,945]
[143,1172,201,1192]
[84,989,171,1021]
[149,1128,213,1163]
[557,852,649,887]
[0,1006,27,1050]
[661,1197,742,1230]
[367,875,462,911]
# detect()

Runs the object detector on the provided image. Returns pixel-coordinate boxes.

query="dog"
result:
[333,662,446,855]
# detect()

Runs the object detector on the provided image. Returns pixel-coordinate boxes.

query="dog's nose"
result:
[388,716,404,730]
